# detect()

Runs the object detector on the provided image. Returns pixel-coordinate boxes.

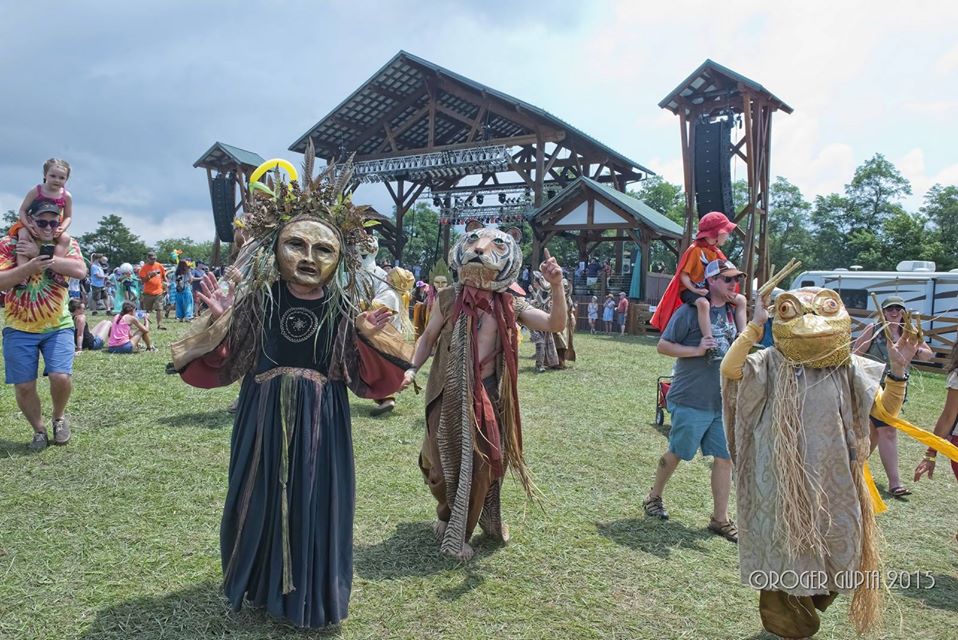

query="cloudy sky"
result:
[2,0,956,246]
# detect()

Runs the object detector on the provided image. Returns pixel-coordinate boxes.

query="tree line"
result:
[634,153,957,273]
[6,152,953,274]
[2,210,215,266]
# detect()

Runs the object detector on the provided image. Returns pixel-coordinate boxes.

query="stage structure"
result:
[289,50,654,263]
[528,177,683,299]
[193,142,266,264]
[659,60,792,297]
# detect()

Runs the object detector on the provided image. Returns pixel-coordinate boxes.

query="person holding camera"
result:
[0,200,88,451]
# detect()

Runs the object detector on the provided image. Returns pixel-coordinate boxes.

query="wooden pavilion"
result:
[528,176,683,299]
[289,50,654,261]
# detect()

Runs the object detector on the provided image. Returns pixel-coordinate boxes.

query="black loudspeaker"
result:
[211,172,236,243]
[693,119,733,219]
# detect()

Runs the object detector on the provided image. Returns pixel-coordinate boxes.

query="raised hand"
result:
[356,306,393,335]
[886,311,923,374]
[196,272,234,320]
[539,249,563,287]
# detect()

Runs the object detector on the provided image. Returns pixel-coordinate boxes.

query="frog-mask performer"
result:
[721,261,958,639]
[401,223,568,560]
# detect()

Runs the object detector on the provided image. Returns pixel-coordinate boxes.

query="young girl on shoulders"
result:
[11,158,74,267]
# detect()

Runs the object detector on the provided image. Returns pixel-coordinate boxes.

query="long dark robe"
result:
[175,284,410,628]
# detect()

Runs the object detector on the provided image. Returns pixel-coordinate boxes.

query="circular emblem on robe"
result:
[280,307,319,343]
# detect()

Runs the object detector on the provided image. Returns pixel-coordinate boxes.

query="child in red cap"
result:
[651,212,746,349]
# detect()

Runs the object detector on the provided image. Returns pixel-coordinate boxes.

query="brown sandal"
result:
[708,517,738,543]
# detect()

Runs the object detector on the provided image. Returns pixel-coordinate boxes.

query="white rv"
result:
[790,261,958,332]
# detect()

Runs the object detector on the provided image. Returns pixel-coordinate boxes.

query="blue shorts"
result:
[617,312,627,325]
[667,401,729,461]
[108,342,134,354]
[2,327,75,384]
[89,336,105,350]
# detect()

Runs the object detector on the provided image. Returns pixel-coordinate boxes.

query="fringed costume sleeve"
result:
[171,309,237,389]
[338,319,413,400]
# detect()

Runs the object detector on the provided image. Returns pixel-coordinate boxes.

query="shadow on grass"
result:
[649,420,671,438]
[595,518,712,558]
[354,520,497,586]
[896,572,958,612]
[0,438,35,458]
[157,410,233,430]
[79,580,344,639]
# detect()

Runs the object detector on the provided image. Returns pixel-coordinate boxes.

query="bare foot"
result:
[455,543,475,562]
[499,523,510,544]
[432,520,447,542]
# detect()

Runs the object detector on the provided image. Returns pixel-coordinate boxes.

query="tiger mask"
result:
[449,221,523,292]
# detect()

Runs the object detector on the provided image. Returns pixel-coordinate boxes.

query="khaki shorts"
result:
[141,294,163,312]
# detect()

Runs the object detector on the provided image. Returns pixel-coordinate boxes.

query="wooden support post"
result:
[534,132,545,207]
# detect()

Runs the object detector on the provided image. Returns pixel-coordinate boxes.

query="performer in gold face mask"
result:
[171,153,413,630]
[275,219,341,292]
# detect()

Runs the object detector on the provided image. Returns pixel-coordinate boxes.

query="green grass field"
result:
[1,322,955,639]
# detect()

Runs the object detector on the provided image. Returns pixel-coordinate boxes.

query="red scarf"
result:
[451,285,521,478]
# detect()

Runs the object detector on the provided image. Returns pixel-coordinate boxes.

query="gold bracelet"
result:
[923,455,937,462]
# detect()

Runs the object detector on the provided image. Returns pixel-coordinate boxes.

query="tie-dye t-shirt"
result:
[0,236,82,333]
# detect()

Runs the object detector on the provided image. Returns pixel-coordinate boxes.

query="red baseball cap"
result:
[695,211,737,240]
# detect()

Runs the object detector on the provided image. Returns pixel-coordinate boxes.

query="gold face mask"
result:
[772,287,851,368]
[432,276,448,289]
[276,219,341,289]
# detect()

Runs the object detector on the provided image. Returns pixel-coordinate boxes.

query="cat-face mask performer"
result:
[401,223,567,560]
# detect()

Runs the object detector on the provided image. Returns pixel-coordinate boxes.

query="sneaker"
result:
[29,431,49,452]
[643,494,669,520]
[52,417,71,445]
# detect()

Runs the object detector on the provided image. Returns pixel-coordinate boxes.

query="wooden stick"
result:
[758,258,802,298]
[870,292,895,344]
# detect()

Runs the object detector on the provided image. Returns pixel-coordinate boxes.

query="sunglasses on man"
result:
[721,275,742,284]
[32,219,59,229]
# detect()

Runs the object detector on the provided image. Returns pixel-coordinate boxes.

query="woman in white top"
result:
[587,295,599,334]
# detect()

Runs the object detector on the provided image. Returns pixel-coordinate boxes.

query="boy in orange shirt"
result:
[651,212,746,355]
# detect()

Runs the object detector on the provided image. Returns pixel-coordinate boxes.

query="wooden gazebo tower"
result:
[193,142,266,264]
[659,60,792,295]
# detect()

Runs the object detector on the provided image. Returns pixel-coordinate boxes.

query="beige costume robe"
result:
[724,345,885,595]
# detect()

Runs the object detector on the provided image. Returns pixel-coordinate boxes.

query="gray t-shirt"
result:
[661,303,737,412]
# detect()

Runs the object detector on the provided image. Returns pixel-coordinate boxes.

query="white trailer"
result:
[789,261,958,355]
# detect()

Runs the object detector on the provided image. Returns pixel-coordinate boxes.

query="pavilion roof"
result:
[289,50,653,177]
[529,177,683,239]
[193,142,266,171]
[658,59,793,116]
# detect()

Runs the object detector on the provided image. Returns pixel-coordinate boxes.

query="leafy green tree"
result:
[155,237,214,265]
[808,193,862,269]
[876,210,931,269]
[845,153,912,229]
[631,176,685,226]
[767,177,812,269]
[3,209,18,226]
[399,202,442,269]
[78,214,150,265]
[920,184,958,271]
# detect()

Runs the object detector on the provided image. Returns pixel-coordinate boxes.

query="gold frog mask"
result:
[772,287,851,368]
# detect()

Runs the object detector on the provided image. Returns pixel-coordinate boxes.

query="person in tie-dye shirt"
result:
[0,200,87,452]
